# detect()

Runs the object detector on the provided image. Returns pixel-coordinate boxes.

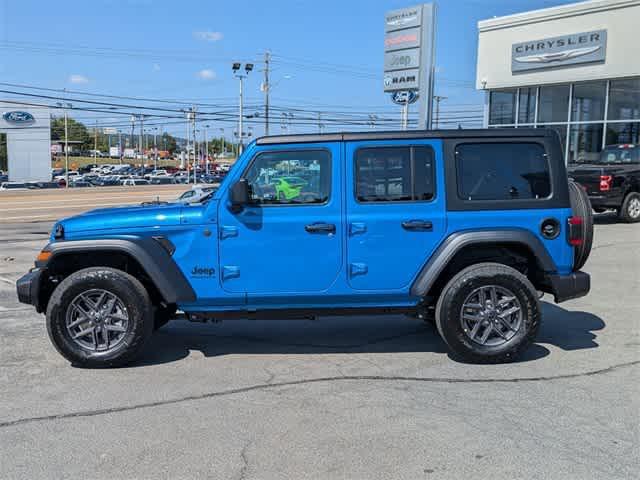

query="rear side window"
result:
[456,143,550,201]
[355,146,435,202]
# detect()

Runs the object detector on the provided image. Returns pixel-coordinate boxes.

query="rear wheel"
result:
[568,180,594,270]
[435,263,540,364]
[46,267,153,368]
[619,192,640,223]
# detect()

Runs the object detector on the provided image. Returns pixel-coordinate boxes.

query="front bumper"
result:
[547,271,590,303]
[16,268,42,309]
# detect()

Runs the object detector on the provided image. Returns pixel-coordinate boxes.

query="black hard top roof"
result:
[255,128,553,145]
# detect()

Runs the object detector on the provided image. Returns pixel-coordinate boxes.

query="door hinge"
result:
[220,225,239,239]
[222,266,240,280]
[349,262,368,277]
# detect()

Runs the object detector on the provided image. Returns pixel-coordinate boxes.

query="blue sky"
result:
[0,0,577,136]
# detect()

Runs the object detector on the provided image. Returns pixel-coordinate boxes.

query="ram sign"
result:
[384,3,436,129]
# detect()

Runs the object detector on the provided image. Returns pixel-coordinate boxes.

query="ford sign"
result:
[2,111,35,125]
[391,91,419,105]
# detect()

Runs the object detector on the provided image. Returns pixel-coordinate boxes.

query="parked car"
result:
[121,179,151,186]
[0,182,29,190]
[25,181,60,189]
[175,185,217,204]
[68,180,93,188]
[568,143,640,222]
[16,128,593,368]
[149,176,177,185]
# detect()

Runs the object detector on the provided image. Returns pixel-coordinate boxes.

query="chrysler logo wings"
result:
[514,45,601,64]
[2,111,35,124]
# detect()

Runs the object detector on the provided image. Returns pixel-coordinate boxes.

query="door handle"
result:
[305,222,336,234]
[401,220,433,231]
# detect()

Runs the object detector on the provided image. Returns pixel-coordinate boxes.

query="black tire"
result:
[154,304,177,330]
[435,263,541,364]
[619,192,640,223]
[46,267,153,368]
[568,179,594,270]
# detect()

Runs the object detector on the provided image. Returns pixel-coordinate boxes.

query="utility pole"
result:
[191,105,197,183]
[232,62,253,155]
[220,128,225,159]
[263,51,271,136]
[130,115,135,156]
[204,124,209,175]
[433,95,447,129]
[152,127,158,171]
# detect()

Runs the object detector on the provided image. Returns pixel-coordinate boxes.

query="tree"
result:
[50,117,90,148]
[159,132,177,153]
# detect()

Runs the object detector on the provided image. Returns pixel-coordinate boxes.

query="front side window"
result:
[243,150,330,205]
[456,143,550,201]
[355,146,434,202]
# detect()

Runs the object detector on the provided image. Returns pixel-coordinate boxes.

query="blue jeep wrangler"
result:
[17,129,593,367]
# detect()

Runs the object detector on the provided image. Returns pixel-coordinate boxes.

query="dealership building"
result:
[477,0,640,163]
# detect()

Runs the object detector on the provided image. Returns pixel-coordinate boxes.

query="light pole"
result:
[219,128,225,158]
[203,124,210,175]
[56,102,72,188]
[232,62,253,155]
[117,129,123,164]
[433,95,448,129]
[152,127,158,171]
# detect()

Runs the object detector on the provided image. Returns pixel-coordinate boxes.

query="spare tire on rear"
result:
[568,179,594,270]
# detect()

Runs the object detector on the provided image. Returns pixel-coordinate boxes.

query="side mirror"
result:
[230,179,250,211]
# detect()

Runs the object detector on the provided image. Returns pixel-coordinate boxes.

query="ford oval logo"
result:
[2,111,35,124]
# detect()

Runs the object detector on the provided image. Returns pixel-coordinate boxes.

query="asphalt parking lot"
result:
[0,214,638,479]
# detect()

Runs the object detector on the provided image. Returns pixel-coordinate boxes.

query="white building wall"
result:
[476,0,640,90]
[0,103,51,182]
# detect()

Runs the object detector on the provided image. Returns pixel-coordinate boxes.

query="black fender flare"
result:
[42,237,196,304]
[410,229,557,297]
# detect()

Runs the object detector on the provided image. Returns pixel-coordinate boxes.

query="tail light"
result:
[599,175,613,191]
[568,216,583,246]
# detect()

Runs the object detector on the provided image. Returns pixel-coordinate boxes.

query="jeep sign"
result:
[512,30,607,72]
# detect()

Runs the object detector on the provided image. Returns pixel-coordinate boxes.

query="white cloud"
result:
[197,69,216,80]
[68,74,89,84]
[193,30,223,42]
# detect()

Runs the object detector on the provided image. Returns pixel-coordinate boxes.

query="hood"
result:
[59,202,185,236]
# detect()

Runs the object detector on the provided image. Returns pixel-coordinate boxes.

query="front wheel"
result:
[46,267,154,368]
[619,192,640,223]
[435,263,540,364]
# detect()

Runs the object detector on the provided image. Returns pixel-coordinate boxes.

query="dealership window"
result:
[568,124,603,163]
[456,143,550,201]
[355,146,434,202]
[489,89,517,125]
[243,150,331,205]
[608,78,640,121]
[538,85,570,123]
[518,88,536,124]
[606,122,640,146]
[571,81,607,122]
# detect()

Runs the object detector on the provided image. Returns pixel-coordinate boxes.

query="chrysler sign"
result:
[512,30,607,72]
